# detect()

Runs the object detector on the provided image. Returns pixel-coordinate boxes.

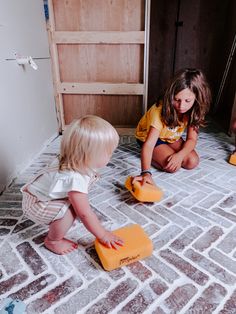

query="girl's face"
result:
[173,88,196,114]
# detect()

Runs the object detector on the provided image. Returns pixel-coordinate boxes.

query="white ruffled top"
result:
[27,160,97,201]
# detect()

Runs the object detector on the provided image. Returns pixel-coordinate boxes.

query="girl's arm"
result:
[133,126,160,184]
[165,126,198,172]
[68,191,123,249]
[177,126,198,157]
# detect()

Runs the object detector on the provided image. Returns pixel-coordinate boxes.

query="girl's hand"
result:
[99,231,124,250]
[132,173,154,185]
[165,152,184,172]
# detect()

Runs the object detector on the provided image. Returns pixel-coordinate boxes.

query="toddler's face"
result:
[173,88,196,114]
[93,151,112,169]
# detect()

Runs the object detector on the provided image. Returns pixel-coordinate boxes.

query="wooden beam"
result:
[57,83,144,95]
[54,31,145,44]
[48,0,65,132]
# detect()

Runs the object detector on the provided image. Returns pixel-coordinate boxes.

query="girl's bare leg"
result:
[152,138,199,172]
[45,206,78,254]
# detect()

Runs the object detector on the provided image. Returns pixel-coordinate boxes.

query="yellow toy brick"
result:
[229,153,236,165]
[125,176,163,202]
[94,224,153,271]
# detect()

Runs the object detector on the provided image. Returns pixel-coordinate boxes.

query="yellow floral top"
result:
[135,103,188,143]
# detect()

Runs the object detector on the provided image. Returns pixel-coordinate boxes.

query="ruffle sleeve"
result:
[49,171,91,199]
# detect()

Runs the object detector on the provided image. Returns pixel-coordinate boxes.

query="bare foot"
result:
[44,237,78,255]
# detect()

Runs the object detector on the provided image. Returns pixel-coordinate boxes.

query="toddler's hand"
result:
[99,231,124,249]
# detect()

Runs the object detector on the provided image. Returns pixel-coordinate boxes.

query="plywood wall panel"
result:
[58,44,143,83]
[52,0,144,31]
[49,0,148,128]
[63,95,143,126]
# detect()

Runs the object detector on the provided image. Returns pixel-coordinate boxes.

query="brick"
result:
[145,255,179,284]
[116,204,148,225]
[67,249,100,281]
[192,226,224,251]
[0,228,10,236]
[219,193,236,208]
[212,207,236,224]
[118,288,155,313]
[9,225,46,243]
[179,190,208,207]
[0,201,22,208]
[153,205,190,227]
[152,307,166,314]
[0,209,22,218]
[198,180,230,194]
[219,289,236,314]
[191,207,232,228]
[149,278,168,296]
[144,223,160,236]
[0,193,22,201]
[39,246,73,277]
[32,231,47,244]
[0,271,28,295]
[208,248,236,274]
[16,242,48,275]
[171,206,210,228]
[217,226,236,253]
[162,284,197,312]
[199,192,224,209]
[85,278,138,314]
[152,225,182,250]
[127,261,152,282]
[26,275,83,313]
[184,249,236,285]
[186,283,227,313]
[0,242,22,275]
[12,220,35,233]
[0,218,18,226]
[96,204,127,225]
[107,267,126,281]
[160,249,209,285]
[10,273,56,300]
[170,226,203,251]
[162,191,189,208]
[134,204,168,226]
[90,189,122,205]
[54,278,110,314]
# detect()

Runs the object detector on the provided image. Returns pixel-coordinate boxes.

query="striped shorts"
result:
[21,188,71,225]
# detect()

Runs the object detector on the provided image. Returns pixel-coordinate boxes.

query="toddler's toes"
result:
[44,237,78,255]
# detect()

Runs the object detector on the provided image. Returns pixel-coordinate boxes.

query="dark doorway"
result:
[148,0,236,131]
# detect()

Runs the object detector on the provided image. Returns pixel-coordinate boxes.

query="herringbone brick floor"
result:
[0,123,236,314]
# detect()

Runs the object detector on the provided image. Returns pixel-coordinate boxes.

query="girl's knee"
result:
[182,154,199,170]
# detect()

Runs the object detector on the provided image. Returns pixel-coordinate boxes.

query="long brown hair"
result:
[161,68,212,128]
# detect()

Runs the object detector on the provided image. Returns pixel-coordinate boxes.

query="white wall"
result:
[0,0,58,192]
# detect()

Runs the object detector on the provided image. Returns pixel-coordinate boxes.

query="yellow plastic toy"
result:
[95,224,153,271]
[125,176,163,202]
[229,153,236,165]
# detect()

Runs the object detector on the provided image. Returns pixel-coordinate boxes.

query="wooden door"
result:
[48,0,150,131]
[148,0,232,107]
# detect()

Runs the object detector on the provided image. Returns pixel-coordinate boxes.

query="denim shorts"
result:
[137,138,168,147]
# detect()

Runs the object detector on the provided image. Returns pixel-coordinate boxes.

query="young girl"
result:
[21,115,124,254]
[134,68,211,183]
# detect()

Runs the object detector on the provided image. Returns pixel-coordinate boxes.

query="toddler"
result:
[21,115,123,254]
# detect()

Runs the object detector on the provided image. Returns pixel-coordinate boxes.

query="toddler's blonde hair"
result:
[59,115,119,173]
